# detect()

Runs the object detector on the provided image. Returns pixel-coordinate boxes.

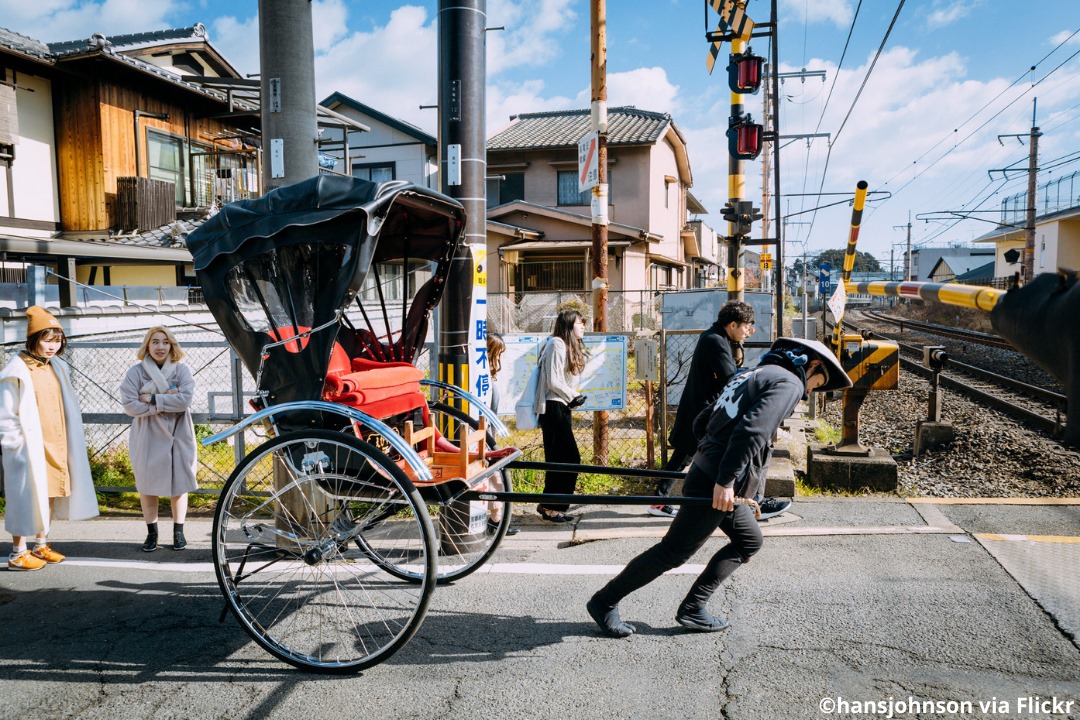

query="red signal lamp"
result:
[728,49,764,94]
[727,114,763,160]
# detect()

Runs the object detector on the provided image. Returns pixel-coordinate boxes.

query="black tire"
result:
[212,429,437,673]
[391,400,512,584]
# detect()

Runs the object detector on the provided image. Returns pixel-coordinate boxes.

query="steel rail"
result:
[899,356,1062,436]
[859,308,1012,349]
[832,317,1065,436]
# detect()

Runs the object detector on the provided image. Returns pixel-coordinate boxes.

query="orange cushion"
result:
[348,358,423,389]
[330,390,427,419]
[324,381,422,405]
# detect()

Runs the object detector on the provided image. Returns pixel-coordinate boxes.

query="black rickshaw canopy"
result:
[187,175,466,411]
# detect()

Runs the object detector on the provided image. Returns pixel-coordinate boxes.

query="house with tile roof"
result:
[319,92,438,189]
[484,107,720,298]
[0,23,269,307]
[0,23,368,313]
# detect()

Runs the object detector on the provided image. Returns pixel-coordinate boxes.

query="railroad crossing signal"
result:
[706,0,755,74]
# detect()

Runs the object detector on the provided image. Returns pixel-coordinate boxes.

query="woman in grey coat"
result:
[119,326,198,552]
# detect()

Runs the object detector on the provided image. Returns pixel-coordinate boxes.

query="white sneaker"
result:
[647,504,678,519]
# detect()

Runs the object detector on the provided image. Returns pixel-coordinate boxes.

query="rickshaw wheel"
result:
[356,401,513,585]
[213,429,437,674]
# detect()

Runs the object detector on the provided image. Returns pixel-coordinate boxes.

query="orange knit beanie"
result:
[26,306,61,337]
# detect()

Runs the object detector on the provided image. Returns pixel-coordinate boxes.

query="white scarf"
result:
[140,356,178,394]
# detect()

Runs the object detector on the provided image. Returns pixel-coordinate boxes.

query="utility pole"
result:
[590,0,609,463]
[259,0,319,189]
[437,0,487,421]
[892,214,912,280]
[1024,106,1041,282]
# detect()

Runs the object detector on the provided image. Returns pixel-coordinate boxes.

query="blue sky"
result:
[3,0,1080,271]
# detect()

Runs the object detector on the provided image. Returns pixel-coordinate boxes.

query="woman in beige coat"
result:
[0,306,99,571]
[119,326,197,552]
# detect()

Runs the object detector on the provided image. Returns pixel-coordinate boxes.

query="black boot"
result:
[173,524,187,551]
[143,523,159,552]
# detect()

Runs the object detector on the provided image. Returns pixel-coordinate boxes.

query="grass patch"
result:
[809,418,841,445]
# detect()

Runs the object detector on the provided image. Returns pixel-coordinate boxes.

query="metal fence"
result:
[487,290,665,334]
[0,317,734,494]
[2,337,254,494]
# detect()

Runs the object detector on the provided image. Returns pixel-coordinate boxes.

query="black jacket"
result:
[668,322,737,454]
[690,364,803,499]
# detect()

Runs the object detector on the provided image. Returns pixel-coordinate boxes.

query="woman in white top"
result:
[533,309,588,522]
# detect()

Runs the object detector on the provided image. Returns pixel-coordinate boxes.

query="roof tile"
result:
[487,106,671,151]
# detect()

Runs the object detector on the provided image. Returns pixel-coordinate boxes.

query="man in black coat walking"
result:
[590,338,852,637]
[650,301,755,518]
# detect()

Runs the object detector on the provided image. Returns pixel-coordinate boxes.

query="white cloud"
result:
[208,14,259,77]
[671,44,1067,256]
[572,67,681,116]
[779,0,852,27]
[313,5,439,133]
[312,0,348,52]
[1,0,181,43]
[1049,29,1080,46]
[926,0,978,30]
[486,0,577,75]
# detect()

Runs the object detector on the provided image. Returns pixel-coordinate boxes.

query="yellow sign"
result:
[760,260,772,271]
[705,0,756,74]
[473,247,487,287]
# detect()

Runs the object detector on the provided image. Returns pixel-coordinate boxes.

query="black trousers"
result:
[594,465,764,612]
[539,400,580,512]
[657,446,692,496]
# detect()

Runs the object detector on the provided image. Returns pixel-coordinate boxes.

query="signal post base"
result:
[806,443,898,492]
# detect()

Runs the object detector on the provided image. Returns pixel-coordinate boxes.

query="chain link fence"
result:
[2,332,254,496]
[488,290,665,334]
[1,315,718,497]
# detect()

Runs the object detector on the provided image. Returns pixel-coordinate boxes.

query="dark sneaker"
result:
[487,519,520,536]
[587,596,636,638]
[142,532,158,553]
[756,497,792,521]
[172,528,187,551]
[647,504,678,518]
[676,606,730,632]
[537,508,575,523]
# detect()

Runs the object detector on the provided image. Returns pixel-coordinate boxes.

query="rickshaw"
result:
[190,176,758,674]
[189,176,521,673]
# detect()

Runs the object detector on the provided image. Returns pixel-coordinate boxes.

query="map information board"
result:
[492,334,627,415]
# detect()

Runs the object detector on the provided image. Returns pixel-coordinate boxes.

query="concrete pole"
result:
[259,0,319,189]
[437,0,486,414]
[1023,109,1041,283]
[590,0,609,463]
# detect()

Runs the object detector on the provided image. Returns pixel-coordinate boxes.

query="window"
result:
[515,258,584,291]
[486,172,524,208]
[557,170,589,206]
[558,170,611,206]
[353,162,395,183]
[147,130,188,205]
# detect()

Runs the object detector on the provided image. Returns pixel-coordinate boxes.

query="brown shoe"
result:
[31,545,65,564]
[8,550,47,571]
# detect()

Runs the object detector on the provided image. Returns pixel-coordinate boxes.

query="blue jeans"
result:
[594,464,764,611]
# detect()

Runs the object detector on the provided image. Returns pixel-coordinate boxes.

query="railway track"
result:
[859,308,1013,349]
[830,312,1067,438]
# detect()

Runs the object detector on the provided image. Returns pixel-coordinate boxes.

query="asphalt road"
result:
[0,498,1078,720]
